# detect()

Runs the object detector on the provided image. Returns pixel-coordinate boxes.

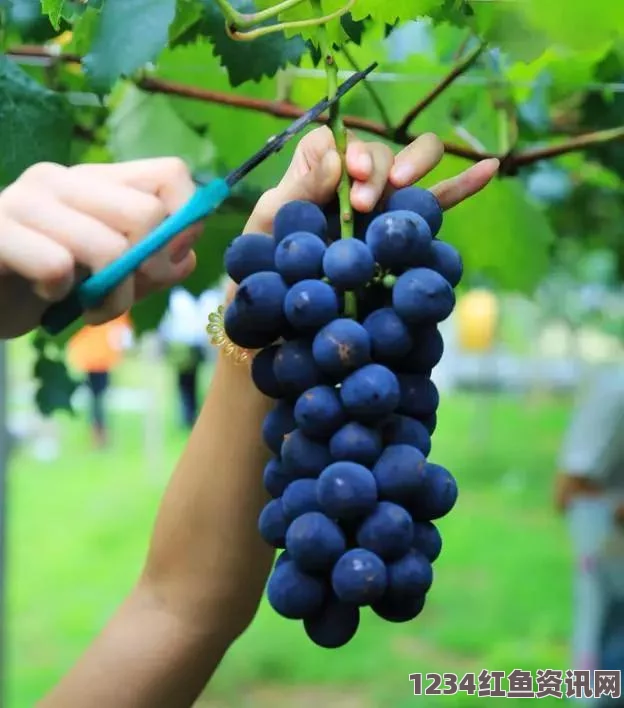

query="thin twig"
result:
[216,0,307,30]
[341,43,393,132]
[228,0,355,41]
[395,41,487,140]
[511,127,624,167]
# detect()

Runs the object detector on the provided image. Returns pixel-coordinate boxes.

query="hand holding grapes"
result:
[225,127,499,307]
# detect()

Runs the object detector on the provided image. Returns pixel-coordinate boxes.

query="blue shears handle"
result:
[40,178,231,336]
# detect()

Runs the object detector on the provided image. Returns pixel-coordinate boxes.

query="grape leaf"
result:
[40,0,64,28]
[32,351,79,417]
[200,0,306,86]
[107,85,214,170]
[0,56,72,183]
[351,0,435,24]
[169,0,203,43]
[83,0,177,93]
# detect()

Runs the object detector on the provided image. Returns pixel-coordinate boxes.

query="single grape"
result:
[371,591,426,623]
[317,461,378,520]
[380,414,431,457]
[282,479,322,523]
[275,231,326,283]
[284,280,340,331]
[273,200,328,244]
[285,511,346,572]
[426,239,463,288]
[329,422,383,467]
[304,594,360,649]
[363,307,413,361]
[332,548,387,605]
[394,325,444,374]
[386,548,433,597]
[224,302,282,349]
[258,498,288,548]
[372,444,427,505]
[294,385,345,439]
[412,520,442,562]
[409,463,458,521]
[312,318,372,379]
[365,210,432,271]
[387,185,443,237]
[263,457,293,498]
[322,238,376,290]
[281,428,333,479]
[232,271,288,329]
[262,400,296,455]
[273,340,324,399]
[356,501,414,561]
[266,560,326,619]
[251,345,283,399]
[224,233,275,284]
[340,363,400,422]
[393,267,455,325]
[397,374,439,419]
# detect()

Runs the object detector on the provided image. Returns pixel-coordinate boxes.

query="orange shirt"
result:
[67,313,132,373]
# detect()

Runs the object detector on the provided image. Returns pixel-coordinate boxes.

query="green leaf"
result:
[200,0,306,86]
[169,0,203,43]
[351,0,435,24]
[0,56,72,183]
[32,351,79,417]
[40,0,64,28]
[107,85,214,171]
[421,156,556,292]
[83,0,177,92]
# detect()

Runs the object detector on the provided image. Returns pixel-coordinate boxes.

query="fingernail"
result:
[354,183,376,207]
[171,244,191,264]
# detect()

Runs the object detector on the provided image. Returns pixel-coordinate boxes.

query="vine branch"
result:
[7,46,624,176]
[395,40,487,141]
[214,0,307,30]
[227,0,355,41]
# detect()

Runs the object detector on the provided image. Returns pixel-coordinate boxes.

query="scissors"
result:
[40,62,378,336]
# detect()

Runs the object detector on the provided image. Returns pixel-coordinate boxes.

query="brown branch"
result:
[395,41,487,140]
[510,127,624,168]
[6,45,624,173]
[136,75,487,161]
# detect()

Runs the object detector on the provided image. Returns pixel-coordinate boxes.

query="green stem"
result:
[312,0,356,319]
[224,0,308,29]
[228,0,355,41]
[342,44,393,132]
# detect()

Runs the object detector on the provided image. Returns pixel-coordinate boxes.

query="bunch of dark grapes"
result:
[223,186,461,649]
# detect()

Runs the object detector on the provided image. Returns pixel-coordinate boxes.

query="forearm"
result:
[142,350,275,631]
[40,351,275,707]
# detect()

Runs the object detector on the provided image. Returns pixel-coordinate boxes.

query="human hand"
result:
[225,126,499,305]
[0,157,201,338]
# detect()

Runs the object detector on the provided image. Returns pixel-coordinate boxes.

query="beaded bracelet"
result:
[206,304,251,364]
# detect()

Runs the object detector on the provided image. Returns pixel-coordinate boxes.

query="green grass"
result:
[5,352,575,707]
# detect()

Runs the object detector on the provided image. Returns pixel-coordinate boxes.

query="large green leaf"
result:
[421,156,556,292]
[0,56,72,183]
[107,84,214,170]
[200,0,306,86]
[352,0,435,24]
[83,0,177,92]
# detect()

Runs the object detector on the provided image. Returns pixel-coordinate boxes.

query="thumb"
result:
[245,149,342,234]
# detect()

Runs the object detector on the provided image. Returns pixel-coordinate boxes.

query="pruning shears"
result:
[40,62,378,336]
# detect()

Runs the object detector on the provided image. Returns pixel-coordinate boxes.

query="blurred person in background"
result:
[0,131,497,706]
[555,363,624,701]
[159,285,221,429]
[67,312,133,448]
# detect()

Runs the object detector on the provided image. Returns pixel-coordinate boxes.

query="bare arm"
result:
[31,129,498,707]
[39,354,273,707]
